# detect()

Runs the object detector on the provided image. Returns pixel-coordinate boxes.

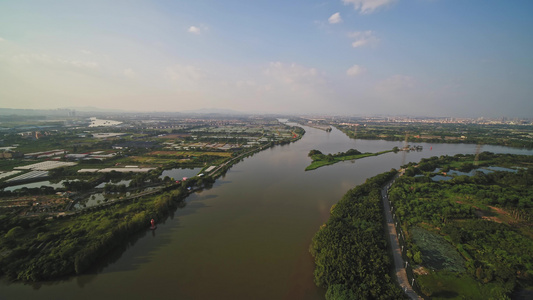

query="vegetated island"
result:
[305,148,395,171]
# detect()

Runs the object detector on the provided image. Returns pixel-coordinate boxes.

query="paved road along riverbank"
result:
[382,177,423,300]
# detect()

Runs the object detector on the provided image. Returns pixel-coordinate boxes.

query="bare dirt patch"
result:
[414,266,429,276]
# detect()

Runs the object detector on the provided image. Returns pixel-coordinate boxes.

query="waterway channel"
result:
[1,125,531,299]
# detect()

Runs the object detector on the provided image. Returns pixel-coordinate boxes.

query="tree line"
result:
[0,176,215,281]
[310,169,407,299]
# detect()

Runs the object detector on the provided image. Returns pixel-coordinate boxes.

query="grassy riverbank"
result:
[0,180,211,281]
[305,148,394,171]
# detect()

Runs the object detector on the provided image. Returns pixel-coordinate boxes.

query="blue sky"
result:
[1,0,532,117]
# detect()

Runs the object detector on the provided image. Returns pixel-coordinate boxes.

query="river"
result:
[1,125,531,299]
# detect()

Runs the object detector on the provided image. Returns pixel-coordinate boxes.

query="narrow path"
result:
[207,145,268,177]
[382,179,422,300]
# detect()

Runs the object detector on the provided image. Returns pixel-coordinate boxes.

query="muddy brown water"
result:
[1,125,531,299]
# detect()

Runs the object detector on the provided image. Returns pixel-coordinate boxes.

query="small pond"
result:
[431,166,518,181]
[74,192,132,209]
[95,180,132,188]
[3,180,74,192]
[159,167,202,180]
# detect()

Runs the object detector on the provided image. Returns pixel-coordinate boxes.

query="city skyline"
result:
[1,0,532,117]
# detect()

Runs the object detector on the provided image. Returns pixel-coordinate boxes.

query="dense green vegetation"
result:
[389,153,533,299]
[0,179,214,281]
[334,122,533,149]
[305,148,394,171]
[310,170,407,299]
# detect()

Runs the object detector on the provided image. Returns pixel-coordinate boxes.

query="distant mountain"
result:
[64,106,125,113]
[0,106,273,117]
[0,107,126,116]
[179,108,246,115]
[0,108,74,116]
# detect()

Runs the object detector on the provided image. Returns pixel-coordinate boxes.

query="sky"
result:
[0,0,532,118]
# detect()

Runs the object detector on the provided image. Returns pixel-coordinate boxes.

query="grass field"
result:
[411,227,465,273]
[417,271,507,299]
[127,156,185,165]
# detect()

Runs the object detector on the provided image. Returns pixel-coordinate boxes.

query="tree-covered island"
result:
[305,148,395,171]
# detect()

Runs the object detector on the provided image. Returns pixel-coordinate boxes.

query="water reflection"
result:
[3,180,70,191]
[431,166,519,181]
[159,167,201,180]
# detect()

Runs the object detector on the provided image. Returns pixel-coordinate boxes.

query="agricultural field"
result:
[0,114,303,215]
[0,114,304,282]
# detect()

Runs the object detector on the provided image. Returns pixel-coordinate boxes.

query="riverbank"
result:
[0,125,305,282]
[0,185,193,281]
[310,169,408,299]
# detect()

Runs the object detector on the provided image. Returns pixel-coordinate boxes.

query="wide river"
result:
[1,125,531,299]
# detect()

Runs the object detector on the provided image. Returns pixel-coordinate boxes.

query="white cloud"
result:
[123,68,136,78]
[264,62,320,87]
[188,26,201,34]
[342,0,397,14]
[346,64,366,76]
[328,12,342,24]
[349,31,379,48]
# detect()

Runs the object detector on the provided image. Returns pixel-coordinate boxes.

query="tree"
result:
[4,226,24,239]
[413,251,422,264]
[344,149,362,156]
[308,149,322,157]
[326,284,358,300]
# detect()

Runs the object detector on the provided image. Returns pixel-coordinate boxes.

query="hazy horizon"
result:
[1,1,532,118]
